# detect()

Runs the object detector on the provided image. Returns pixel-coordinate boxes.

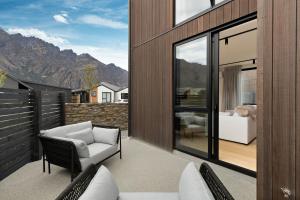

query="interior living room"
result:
[218,19,257,171]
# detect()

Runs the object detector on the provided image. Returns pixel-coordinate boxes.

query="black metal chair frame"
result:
[55,164,97,200]
[56,162,234,200]
[200,162,235,200]
[39,124,122,181]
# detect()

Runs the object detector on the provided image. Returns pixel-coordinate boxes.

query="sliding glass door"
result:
[174,35,212,158]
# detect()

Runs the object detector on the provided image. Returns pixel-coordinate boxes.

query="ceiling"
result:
[219,19,257,68]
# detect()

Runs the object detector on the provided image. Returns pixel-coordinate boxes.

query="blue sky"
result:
[0,0,129,70]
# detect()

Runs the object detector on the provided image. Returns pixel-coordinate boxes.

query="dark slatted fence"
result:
[41,91,65,130]
[0,89,65,180]
[0,89,35,180]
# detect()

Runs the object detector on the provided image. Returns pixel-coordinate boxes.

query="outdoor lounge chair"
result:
[56,162,234,200]
[39,121,122,181]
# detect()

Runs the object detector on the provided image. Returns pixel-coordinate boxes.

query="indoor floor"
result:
[179,136,256,171]
[219,139,256,171]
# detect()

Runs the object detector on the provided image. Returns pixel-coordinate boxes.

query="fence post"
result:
[31,90,42,161]
[60,92,66,126]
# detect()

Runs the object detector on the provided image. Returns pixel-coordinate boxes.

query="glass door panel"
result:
[174,35,211,157]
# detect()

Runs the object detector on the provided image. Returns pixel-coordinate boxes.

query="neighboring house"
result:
[70,82,128,104]
[0,73,31,89]
[91,82,128,103]
[71,89,90,103]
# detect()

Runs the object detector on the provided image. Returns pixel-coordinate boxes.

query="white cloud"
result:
[78,15,127,29]
[7,28,67,46]
[53,14,69,24]
[6,27,128,70]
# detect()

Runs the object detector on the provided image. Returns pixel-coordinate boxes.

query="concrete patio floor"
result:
[0,137,256,200]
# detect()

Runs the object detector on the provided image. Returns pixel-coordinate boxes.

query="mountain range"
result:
[0,28,128,89]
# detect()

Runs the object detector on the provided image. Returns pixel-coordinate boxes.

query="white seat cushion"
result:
[66,128,94,145]
[179,162,214,200]
[92,127,119,145]
[79,166,119,200]
[118,193,179,200]
[80,143,118,170]
[42,121,92,138]
[53,137,90,158]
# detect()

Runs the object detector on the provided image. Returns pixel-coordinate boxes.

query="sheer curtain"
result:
[222,66,242,110]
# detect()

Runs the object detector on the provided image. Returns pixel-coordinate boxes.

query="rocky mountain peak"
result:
[0,28,128,89]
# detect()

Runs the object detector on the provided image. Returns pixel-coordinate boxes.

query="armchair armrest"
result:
[55,164,97,200]
[39,135,82,172]
[200,163,234,200]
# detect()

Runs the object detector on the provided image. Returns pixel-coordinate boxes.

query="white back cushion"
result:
[179,162,214,200]
[92,127,119,145]
[53,137,90,158]
[42,121,92,138]
[79,165,119,200]
[66,128,94,144]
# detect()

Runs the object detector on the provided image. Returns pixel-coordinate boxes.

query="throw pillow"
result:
[92,127,119,145]
[66,128,94,145]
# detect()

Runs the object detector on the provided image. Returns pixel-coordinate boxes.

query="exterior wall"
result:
[257,0,299,199]
[130,0,257,150]
[115,88,128,102]
[97,85,115,103]
[65,103,128,130]
[90,87,98,103]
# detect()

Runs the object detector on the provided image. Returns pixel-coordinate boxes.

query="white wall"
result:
[97,85,114,103]
[115,88,128,102]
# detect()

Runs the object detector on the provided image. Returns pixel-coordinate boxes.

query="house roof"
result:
[1,70,72,91]
[99,82,127,92]
[4,73,33,89]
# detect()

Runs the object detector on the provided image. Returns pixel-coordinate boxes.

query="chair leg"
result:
[48,162,51,174]
[71,173,73,182]
[42,155,45,173]
[120,151,122,159]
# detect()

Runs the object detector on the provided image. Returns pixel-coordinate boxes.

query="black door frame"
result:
[173,32,214,159]
[211,14,257,177]
[173,13,257,177]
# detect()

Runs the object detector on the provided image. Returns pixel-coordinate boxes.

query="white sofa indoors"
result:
[56,162,234,200]
[219,113,256,144]
[39,121,122,181]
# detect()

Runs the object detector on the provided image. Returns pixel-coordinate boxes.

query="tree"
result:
[0,69,7,88]
[82,65,98,91]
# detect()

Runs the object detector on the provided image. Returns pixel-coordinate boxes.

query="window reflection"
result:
[175,36,208,108]
[175,0,211,24]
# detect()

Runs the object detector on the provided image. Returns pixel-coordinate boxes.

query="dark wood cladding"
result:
[272,0,296,198]
[257,0,298,199]
[257,0,273,199]
[297,0,300,198]
[130,0,257,150]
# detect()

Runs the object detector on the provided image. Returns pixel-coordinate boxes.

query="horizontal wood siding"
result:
[0,89,34,180]
[130,0,257,150]
[0,89,66,180]
[41,91,65,130]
